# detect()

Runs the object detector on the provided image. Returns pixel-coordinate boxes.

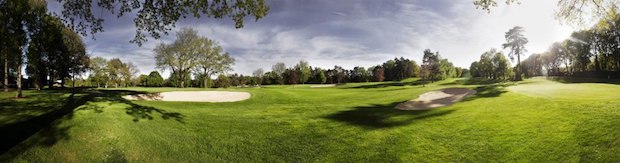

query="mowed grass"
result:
[1,78,619,162]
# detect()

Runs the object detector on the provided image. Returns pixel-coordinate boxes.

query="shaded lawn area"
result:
[0,78,619,162]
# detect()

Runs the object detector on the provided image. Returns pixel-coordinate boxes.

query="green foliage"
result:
[56,0,269,45]
[295,60,311,84]
[470,49,513,80]
[502,26,528,80]
[214,74,231,88]
[156,28,233,88]
[146,71,164,87]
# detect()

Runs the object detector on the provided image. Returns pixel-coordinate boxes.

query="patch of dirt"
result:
[395,88,476,110]
[122,91,251,102]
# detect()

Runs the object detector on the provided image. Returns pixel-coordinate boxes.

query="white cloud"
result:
[73,0,581,77]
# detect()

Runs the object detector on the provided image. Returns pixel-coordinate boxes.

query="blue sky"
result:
[50,0,580,77]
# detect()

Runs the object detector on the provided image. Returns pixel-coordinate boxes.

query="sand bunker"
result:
[310,84,336,88]
[395,88,476,110]
[123,91,251,102]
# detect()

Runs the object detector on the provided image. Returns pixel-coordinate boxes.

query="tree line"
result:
[1,1,89,98]
[519,9,620,79]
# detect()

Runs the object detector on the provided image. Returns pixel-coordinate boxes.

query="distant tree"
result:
[373,66,385,82]
[544,42,566,75]
[192,37,234,88]
[411,60,420,77]
[521,53,543,77]
[564,30,592,72]
[469,61,480,77]
[332,66,346,84]
[214,74,231,88]
[107,58,124,88]
[502,26,528,80]
[271,62,286,84]
[422,49,441,82]
[155,28,205,88]
[88,57,109,88]
[492,51,512,80]
[120,62,139,87]
[253,68,264,85]
[168,71,192,87]
[295,60,311,84]
[285,69,298,84]
[137,74,149,86]
[147,71,165,87]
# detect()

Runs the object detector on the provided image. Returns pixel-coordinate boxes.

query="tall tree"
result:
[271,62,286,84]
[88,57,109,88]
[107,58,125,88]
[192,37,234,88]
[155,28,206,88]
[295,60,311,84]
[147,71,165,87]
[422,49,441,82]
[502,26,528,80]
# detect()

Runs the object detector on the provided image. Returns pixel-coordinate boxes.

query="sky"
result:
[49,0,582,77]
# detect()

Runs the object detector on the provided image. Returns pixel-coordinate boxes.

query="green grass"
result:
[1,78,619,162]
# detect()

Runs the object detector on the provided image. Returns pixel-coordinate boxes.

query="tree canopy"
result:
[56,0,269,46]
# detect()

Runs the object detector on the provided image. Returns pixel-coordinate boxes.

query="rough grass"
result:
[1,78,619,162]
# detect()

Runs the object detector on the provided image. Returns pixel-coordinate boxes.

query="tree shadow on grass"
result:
[81,90,184,123]
[440,78,506,86]
[347,80,427,89]
[0,89,184,158]
[547,76,620,85]
[323,101,455,129]
[461,83,511,102]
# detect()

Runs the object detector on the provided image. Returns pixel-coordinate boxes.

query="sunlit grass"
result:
[1,78,619,162]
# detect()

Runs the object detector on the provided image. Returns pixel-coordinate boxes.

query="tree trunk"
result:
[72,73,75,94]
[3,56,7,92]
[16,61,22,98]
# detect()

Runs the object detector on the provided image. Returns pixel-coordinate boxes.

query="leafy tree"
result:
[253,68,264,85]
[422,49,441,81]
[55,0,269,46]
[470,61,480,77]
[120,62,139,87]
[564,30,593,72]
[474,0,616,26]
[271,62,286,84]
[147,71,165,87]
[137,74,149,86]
[502,26,528,80]
[168,71,192,87]
[544,42,567,75]
[285,69,298,84]
[214,74,231,88]
[155,28,204,88]
[520,53,543,77]
[107,58,125,88]
[492,51,512,80]
[192,37,234,88]
[88,57,109,87]
[331,66,346,84]
[295,60,311,84]
[372,66,385,82]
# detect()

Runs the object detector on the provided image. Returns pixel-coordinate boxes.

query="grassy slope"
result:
[1,78,619,162]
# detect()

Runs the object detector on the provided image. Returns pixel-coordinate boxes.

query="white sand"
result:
[395,88,476,110]
[310,84,336,88]
[122,91,251,102]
